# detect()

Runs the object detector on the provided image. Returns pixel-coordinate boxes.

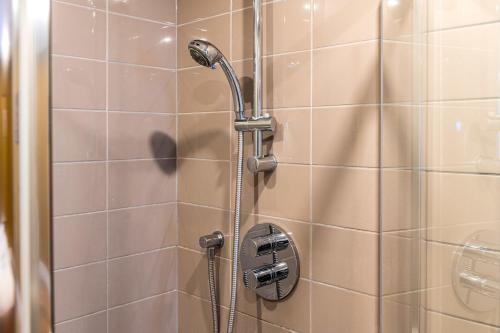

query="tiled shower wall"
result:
[177,0,381,332]
[51,0,178,331]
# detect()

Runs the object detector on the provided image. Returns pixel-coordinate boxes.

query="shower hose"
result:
[208,130,244,333]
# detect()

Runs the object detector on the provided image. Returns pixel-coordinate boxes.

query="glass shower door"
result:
[381,1,500,332]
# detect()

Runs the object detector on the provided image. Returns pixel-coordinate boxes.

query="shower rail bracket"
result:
[234,114,276,132]
[234,114,278,173]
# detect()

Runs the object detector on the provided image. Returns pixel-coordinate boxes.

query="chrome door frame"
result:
[0,0,53,332]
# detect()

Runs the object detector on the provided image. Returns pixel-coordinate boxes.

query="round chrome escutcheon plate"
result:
[240,223,299,301]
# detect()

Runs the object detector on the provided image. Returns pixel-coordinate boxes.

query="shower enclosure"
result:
[381,1,500,332]
[2,0,500,332]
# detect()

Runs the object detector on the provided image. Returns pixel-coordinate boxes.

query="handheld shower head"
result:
[188,39,245,120]
[188,40,222,68]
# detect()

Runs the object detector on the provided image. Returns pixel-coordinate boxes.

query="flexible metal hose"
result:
[227,131,244,333]
[207,247,219,333]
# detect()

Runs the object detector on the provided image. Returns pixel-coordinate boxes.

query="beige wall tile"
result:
[382,0,413,42]
[58,0,106,9]
[178,203,231,258]
[54,263,107,322]
[428,0,500,31]
[109,14,176,68]
[53,163,106,216]
[109,0,176,23]
[232,0,311,60]
[312,166,378,231]
[179,292,220,333]
[55,311,107,333]
[311,282,377,333]
[425,101,500,174]
[381,292,416,333]
[108,113,176,160]
[312,225,378,295]
[427,311,500,333]
[382,41,413,103]
[381,169,414,232]
[52,57,106,110]
[237,279,311,332]
[426,172,500,244]
[54,213,107,269]
[108,248,177,306]
[178,159,230,209]
[267,109,311,164]
[233,53,311,109]
[381,105,415,168]
[178,66,231,113]
[312,106,379,167]
[52,2,106,59]
[178,112,231,160]
[313,0,380,48]
[108,204,177,258]
[108,292,177,333]
[237,164,310,222]
[108,64,176,113]
[230,9,253,61]
[178,14,230,68]
[178,0,230,24]
[177,248,231,305]
[179,295,292,333]
[428,23,500,101]
[313,42,380,106]
[108,160,176,209]
[381,231,419,295]
[52,110,107,162]
[264,52,311,108]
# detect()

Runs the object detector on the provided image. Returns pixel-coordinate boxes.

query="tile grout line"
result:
[108,290,178,312]
[54,246,177,273]
[56,290,178,327]
[52,53,177,72]
[53,201,178,219]
[105,0,110,331]
[53,157,176,165]
[378,4,384,333]
[174,0,180,328]
[309,0,314,331]
[53,0,176,26]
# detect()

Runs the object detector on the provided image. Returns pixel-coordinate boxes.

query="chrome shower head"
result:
[188,40,222,68]
[188,39,245,120]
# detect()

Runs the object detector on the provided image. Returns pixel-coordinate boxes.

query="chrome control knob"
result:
[244,262,288,290]
[250,233,289,257]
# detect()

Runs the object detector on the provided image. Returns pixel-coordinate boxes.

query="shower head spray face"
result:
[188,40,222,68]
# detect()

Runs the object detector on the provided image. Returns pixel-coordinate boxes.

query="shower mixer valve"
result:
[240,223,299,301]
